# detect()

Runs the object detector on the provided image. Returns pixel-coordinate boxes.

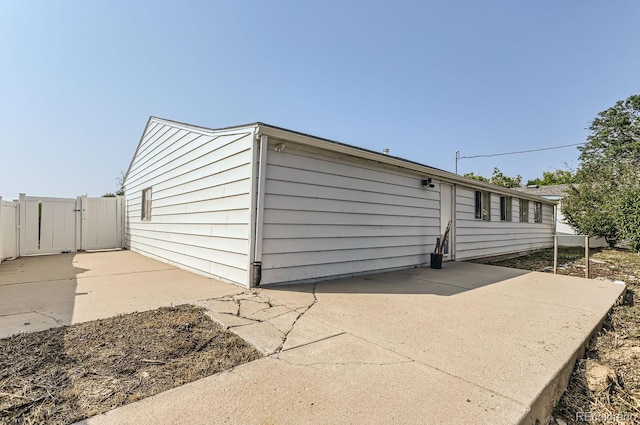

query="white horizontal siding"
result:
[260,144,440,285]
[124,119,254,286]
[263,224,431,238]
[455,186,554,260]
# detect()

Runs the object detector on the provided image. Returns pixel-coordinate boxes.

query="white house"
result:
[514,184,608,248]
[123,117,556,287]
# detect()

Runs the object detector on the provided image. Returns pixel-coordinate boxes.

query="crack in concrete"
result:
[274,356,414,370]
[197,291,246,303]
[216,312,261,323]
[206,293,297,331]
[298,359,415,367]
[0,310,63,325]
[261,309,299,321]
[34,311,63,325]
[200,287,320,355]
[274,283,318,354]
[203,293,277,317]
[249,302,279,317]
[276,331,347,353]
[227,321,265,329]
[236,298,269,304]
[0,311,36,318]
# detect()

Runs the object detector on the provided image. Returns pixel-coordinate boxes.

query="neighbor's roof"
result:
[513,184,570,198]
[125,116,555,204]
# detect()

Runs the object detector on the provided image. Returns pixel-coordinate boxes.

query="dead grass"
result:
[0,305,262,425]
[488,247,640,424]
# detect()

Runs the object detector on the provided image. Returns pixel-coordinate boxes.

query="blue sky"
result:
[1,0,638,199]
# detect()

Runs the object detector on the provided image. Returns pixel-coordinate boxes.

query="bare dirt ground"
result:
[0,305,262,425]
[488,248,640,425]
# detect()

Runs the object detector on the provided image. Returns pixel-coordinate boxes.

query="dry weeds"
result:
[489,247,640,424]
[0,304,262,425]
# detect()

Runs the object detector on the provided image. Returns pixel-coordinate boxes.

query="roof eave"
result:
[123,117,155,184]
[256,124,554,204]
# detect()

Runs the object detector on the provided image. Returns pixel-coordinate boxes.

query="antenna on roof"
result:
[382,148,390,155]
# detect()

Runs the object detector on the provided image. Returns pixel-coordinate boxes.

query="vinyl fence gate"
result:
[18,194,124,256]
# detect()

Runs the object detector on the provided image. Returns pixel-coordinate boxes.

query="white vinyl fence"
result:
[0,198,19,262]
[0,194,124,262]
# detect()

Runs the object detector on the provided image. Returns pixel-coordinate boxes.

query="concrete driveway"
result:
[0,251,625,424]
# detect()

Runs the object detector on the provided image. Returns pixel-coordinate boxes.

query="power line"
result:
[454,142,585,174]
[459,142,585,159]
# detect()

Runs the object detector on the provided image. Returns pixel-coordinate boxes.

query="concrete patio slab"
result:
[1,252,625,424]
[79,343,527,425]
[0,251,242,338]
[0,311,60,335]
[281,313,344,352]
[193,289,344,355]
[116,261,622,425]
[227,321,285,354]
[260,283,316,309]
[278,333,409,365]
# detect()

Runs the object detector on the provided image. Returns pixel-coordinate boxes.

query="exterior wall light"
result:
[421,178,435,188]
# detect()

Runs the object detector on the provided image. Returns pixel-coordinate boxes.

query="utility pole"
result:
[455,150,460,174]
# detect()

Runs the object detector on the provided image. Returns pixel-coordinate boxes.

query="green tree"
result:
[613,164,640,251]
[578,94,640,171]
[464,167,522,188]
[462,172,489,183]
[562,94,640,251]
[102,171,125,197]
[526,169,576,186]
[562,168,619,246]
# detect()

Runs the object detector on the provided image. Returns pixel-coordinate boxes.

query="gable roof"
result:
[124,116,555,205]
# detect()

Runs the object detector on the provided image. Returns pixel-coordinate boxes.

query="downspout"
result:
[250,134,268,287]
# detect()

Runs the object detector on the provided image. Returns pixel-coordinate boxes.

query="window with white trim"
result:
[141,187,152,221]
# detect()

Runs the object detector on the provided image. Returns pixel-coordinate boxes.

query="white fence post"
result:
[18,193,26,257]
[14,199,19,260]
[553,235,558,274]
[78,195,87,251]
[0,197,20,262]
[117,196,124,248]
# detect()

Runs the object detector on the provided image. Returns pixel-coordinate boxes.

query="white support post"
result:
[553,235,558,275]
[585,236,589,279]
